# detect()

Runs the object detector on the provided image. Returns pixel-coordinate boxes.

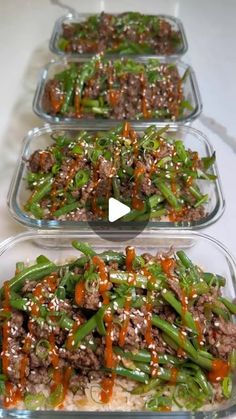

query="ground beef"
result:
[166,278,183,301]
[28,150,55,173]
[59,347,101,370]
[206,318,236,358]
[27,367,51,385]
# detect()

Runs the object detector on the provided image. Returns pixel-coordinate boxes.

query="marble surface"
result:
[0,0,236,259]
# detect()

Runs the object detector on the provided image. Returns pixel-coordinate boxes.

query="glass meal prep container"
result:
[32,57,202,127]
[0,230,236,418]
[49,13,188,60]
[7,124,224,231]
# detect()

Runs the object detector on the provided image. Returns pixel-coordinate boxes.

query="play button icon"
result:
[85,193,151,242]
[108,198,130,222]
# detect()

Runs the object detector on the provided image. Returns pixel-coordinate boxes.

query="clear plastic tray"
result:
[7,124,224,231]
[49,13,188,60]
[0,230,235,418]
[33,57,202,127]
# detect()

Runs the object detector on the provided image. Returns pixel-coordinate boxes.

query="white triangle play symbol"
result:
[108,198,131,222]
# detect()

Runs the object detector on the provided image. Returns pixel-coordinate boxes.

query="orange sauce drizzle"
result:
[50,90,64,113]
[168,207,188,222]
[169,367,178,385]
[49,333,60,368]
[92,255,116,403]
[109,90,120,106]
[177,329,186,357]
[3,383,22,408]
[118,247,136,348]
[122,121,131,138]
[132,165,145,211]
[208,359,230,383]
[194,319,203,345]
[180,289,188,322]
[160,257,175,277]
[160,406,172,412]
[75,281,85,305]
[100,373,116,404]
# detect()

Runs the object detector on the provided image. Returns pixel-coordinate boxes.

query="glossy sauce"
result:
[3,383,22,408]
[208,359,230,383]
[19,355,28,389]
[100,373,116,404]
[122,121,131,138]
[92,255,116,402]
[50,89,64,113]
[169,367,178,385]
[180,289,188,322]
[168,207,188,222]
[75,281,85,305]
[109,89,120,107]
[177,329,186,357]
[194,319,203,345]
[160,257,175,277]
[132,165,145,211]
[49,333,60,368]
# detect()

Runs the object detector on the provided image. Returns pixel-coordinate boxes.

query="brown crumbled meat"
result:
[206,318,236,358]
[28,150,55,173]
[61,12,181,56]
[166,277,183,301]
[27,367,51,385]
[42,79,64,115]
[8,311,25,338]
[81,289,101,311]
[29,351,51,369]
[59,347,101,370]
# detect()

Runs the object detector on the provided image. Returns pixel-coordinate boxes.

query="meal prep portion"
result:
[57,12,183,55]
[0,241,235,411]
[41,56,191,121]
[24,124,216,224]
